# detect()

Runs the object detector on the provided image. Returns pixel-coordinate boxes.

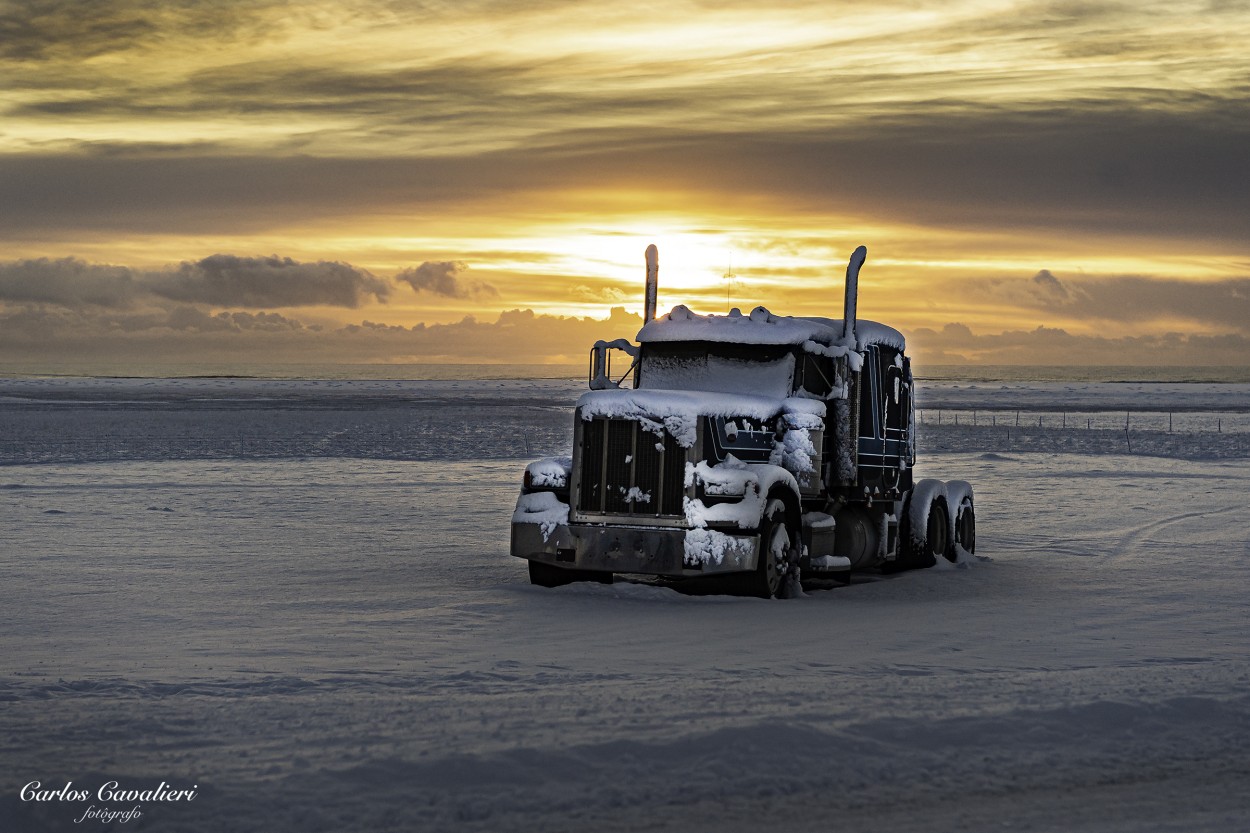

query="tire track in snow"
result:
[1104,503,1245,565]
[1015,504,1244,563]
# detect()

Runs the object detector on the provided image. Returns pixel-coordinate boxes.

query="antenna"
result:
[722,257,735,311]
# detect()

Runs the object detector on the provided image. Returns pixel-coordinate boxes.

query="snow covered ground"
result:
[2,378,1249,832]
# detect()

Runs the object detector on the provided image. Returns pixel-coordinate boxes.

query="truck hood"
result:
[576,388,825,448]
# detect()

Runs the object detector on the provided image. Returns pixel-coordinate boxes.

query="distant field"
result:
[2,378,1248,465]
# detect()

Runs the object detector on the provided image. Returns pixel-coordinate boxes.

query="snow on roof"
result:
[637,305,904,352]
[801,317,906,352]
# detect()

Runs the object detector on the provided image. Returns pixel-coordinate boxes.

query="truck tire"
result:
[528,560,613,588]
[924,495,955,565]
[904,479,955,568]
[741,497,796,599]
[947,481,976,556]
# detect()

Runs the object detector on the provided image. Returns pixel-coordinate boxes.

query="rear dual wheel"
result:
[903,480,955,569]
[948,482,976,557]
[923,497,953,566]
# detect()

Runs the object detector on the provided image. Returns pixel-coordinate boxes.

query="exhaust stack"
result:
[843,245,866,343]
[644,244,659,322]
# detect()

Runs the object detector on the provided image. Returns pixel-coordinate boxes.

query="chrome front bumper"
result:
[511,521,760,577]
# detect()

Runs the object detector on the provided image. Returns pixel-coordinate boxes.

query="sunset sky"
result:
[2,0,1248,370]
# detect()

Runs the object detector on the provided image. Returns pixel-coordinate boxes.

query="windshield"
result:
[638,342,795,399]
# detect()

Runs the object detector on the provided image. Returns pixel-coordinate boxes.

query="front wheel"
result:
[741,498,797,599]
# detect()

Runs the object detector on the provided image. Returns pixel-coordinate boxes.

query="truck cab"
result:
[511,246,974,597]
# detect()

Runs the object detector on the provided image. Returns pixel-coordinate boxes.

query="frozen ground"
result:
[2,379,1249,832]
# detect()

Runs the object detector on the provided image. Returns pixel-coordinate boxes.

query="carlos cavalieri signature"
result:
[21,780,198,824]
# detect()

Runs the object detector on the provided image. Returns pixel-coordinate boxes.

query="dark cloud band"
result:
[3,104,1247,249]
[0,254,389,309]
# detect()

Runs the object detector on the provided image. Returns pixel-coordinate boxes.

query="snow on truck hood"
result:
[576,388,825,447]
[636,305,905,353]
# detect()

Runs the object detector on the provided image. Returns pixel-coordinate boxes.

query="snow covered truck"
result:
[511,245,975,597]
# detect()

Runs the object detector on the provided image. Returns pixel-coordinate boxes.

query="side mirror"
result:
[589,339,640,389]
[887,366,903,404]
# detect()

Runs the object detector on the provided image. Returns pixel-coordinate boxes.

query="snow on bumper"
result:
[511,520,760,576]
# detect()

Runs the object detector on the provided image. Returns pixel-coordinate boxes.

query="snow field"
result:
[0,447,1245,830]
[3,440,1249,831]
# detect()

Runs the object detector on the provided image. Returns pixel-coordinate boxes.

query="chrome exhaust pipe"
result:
[843,245,866,343]
[644,244,659,322]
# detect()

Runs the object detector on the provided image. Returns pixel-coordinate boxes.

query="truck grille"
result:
[577,417,687,518]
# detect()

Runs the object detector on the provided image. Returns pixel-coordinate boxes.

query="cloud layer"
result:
[154,254,389,308]
[2,253,1247,367]
[395,261,496,298]
[4,106,1248,249]
[982,271,1250,333]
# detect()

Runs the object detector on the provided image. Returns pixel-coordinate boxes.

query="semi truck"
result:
[511,245,975,597]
